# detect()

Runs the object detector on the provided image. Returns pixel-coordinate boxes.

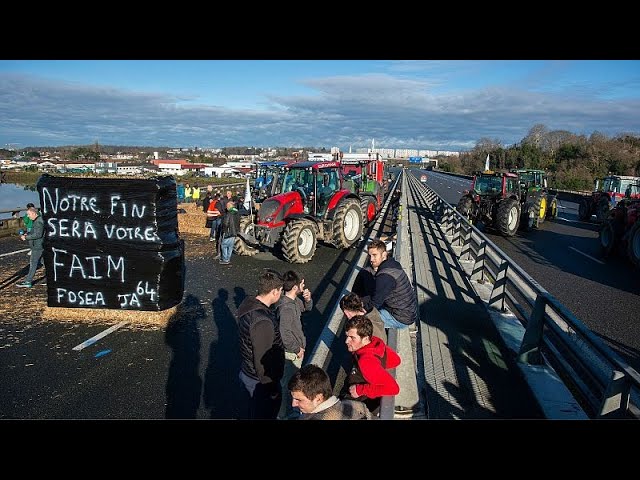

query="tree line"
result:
[438,124,640,190]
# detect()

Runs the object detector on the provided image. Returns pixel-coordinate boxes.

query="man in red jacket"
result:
[341,314,400,416]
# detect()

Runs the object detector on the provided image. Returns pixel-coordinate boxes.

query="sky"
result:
[0,60,639,152]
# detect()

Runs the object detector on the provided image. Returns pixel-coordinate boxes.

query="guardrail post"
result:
[488,261,509,311]
[598,370,631,418]
[470,239,486,282]
[517,295,546,365]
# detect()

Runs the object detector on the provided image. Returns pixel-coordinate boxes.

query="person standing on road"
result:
[275,270,313,419]
[236,269,285,419]
[288,364,372,420]
[184,183,193,203]
[22,202,36,257]
[17,207,44,288]
[219,200,240,265]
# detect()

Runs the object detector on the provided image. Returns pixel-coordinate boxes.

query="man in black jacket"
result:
[237,269,285,419]
[361,239,417,329]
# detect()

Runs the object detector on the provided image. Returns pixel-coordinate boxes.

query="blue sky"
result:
[0,60,638,152]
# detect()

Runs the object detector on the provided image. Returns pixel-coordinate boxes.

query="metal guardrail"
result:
[408,172,640,419]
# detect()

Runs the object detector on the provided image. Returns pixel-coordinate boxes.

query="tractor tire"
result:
[496,198,521,237]
[332,199,363,249]
[596,196,612,223]
[546,197,558,220]
[578,198,591,221]
[537,194,547,225]
[521,203,537,231]
[282,220,317,264]
[599,220,616,257]
[456,196,474,222]
[627,221,640,268]
[234,215,259,256]
[360,196,378,226]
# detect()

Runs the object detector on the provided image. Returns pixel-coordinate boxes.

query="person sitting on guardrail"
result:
[340,292,386,343]
[288,364,372,420]
[340,315,400,416]
[361,239,417,330]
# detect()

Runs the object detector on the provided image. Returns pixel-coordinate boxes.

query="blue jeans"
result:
[379,308,410,329]
[26,248,43,284]
[209,218,221,239]
[221,236,235,262]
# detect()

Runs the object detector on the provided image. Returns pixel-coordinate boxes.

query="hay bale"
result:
[177,202,210,235]
[42,303,180,327]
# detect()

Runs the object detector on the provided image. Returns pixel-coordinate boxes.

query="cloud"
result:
[1,71,638,151]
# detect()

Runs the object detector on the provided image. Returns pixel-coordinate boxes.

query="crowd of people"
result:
[236,230,418,420]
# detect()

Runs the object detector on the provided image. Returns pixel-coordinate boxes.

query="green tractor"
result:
[456,171,522,236]
[510,168,558,231]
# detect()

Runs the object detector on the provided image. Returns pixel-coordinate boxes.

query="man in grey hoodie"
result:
[275,270,313,419]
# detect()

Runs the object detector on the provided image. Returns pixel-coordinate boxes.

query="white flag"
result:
[484,154,490,171]
[243,175,252,211]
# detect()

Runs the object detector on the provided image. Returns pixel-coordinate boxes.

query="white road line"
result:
[0,248,30,258]
[569,246,605,265]
[72,321,129,351]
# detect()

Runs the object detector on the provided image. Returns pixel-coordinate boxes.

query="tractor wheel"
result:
[456,196,474,222]
[282,220,317,264]
[546,197,558,220]
[537,194,547,225]
[599,220,617,257]
[627,221,640,268]
[596,196,611,223]
[521,203,536,231]
[360,196,378,226]
[496,198,521,236]
[332,199,363,249]
[578,198,591,221]
[234,215,259,256]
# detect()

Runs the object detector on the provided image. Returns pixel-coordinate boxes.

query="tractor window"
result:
[602,178,615,192]
[506,178,518,193]
[619,179,636,195]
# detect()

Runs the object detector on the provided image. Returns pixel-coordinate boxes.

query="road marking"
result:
[72,321,129,351]
[0,248,30,258]
[569,246,605,265]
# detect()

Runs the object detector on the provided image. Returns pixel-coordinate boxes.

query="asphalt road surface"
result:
[411,168,640,373]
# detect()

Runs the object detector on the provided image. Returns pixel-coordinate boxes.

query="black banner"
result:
[37,174,185,311]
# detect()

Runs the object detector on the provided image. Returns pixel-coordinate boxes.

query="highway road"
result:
[411,168,640,373]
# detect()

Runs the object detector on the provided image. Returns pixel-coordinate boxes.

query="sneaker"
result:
[16,281,32,288]
[219,261,231,265]
[209,237,215,242]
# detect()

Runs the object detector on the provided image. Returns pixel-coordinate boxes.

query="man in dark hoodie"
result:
[361,238,417,329]
[341,314,400,416]
[237,268,285,419]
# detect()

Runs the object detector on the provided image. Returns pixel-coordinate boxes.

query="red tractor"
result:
[599,184,640,267]
[578,175,640,223]
[234,161,364,263]
[339,153,386,226]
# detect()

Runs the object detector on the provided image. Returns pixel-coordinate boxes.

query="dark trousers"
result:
[249,383,282,419]
[26,248,43,284]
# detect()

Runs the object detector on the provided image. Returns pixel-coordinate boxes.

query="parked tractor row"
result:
[578,175,640,223]
[234,154,387,264]
[456,168,557,236]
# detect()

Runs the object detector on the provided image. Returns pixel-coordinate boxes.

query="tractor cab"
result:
[472,171,520,198]
[280,161,342,217]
